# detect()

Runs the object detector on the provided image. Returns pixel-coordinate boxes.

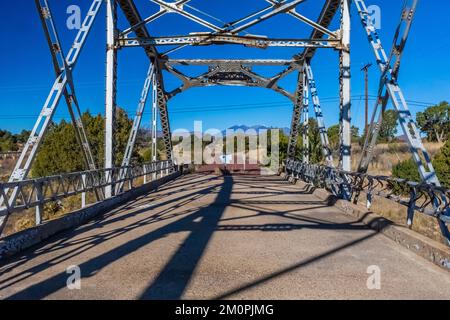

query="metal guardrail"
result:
[0,152,21,159]
[0,161,176,225]
[285,159,450,243]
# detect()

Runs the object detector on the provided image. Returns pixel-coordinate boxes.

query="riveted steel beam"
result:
[287,68,305,160]
[301,0,340,60]
[119,35,338,49]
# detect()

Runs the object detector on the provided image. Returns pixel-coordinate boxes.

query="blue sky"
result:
[0,0,449,134]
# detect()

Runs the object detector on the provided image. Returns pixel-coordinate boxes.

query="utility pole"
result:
[361,63,372,134]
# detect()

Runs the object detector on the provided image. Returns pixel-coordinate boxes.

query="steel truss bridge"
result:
[1,0,450,297]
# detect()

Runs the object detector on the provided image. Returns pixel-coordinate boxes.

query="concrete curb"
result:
[0,172,181,260]
[281,174,450,272]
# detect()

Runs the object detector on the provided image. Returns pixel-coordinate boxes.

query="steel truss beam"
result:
[265,0,337,39]
[122,0,336,41]
[141,0,337,167]
[354,0,449,240]
[156,82,174,164]
[121,0,191,37]
[229,0,308,34]
[35,0,98,174]
[117,0,174,164]
[120,0,337,57]
[116,63,155,194]
[355,0,438,185]
[287,69,305,160]
[301,0,341,60]
[120,35,338,49]
[4,0,444,242]
[117,0,158,60]
[357,0,417,175]
[167,59,295,66]
[304,62,334,166]
[151,76,158,163]
[146,0,308,35]
[284,0,339,166]
[0,0,103,232]
[150,0,223,32]
[166,61,297,101]
[287,65,309,164]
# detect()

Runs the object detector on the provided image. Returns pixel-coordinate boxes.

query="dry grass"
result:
[0,158,16,182]
[2,174,151,236]
[350,142,444,176]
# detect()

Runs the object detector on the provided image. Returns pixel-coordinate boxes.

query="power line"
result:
[0,96,439,120]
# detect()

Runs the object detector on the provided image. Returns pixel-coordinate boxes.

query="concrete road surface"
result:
[1,174,450,300]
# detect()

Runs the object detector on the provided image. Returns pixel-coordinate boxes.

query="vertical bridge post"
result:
[152,72,158,164]
[339,0,351,172]
[302,69,310,164]
[105,0,118,199]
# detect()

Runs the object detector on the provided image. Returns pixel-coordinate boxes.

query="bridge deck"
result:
[1,174,450,299]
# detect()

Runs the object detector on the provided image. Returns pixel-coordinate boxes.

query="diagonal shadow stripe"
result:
[139,175,233,299]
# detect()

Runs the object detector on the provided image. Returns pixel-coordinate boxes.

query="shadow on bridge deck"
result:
[1,173,450,300]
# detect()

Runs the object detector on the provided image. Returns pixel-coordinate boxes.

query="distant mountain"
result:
[137,128,164,139]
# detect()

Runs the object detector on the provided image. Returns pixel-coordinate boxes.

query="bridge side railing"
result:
[0,161,176,230]
[0,151,22,160]
[285,159,450,242]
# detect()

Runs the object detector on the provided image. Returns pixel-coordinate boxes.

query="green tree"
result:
[327,125,359,151]
[279,130,290,163]
[392,140,450,189]
[433,139,450,188]
[142,148,153,162]
[392,158,420,183]
[32,108,135,177]
[16,130,31,144]
[141,138,165,162]
[301,119,324,164]
[327,125,340,151]
[83,112,105,167]
[392,158,421,195]
[379,110,399,142]
[351,126,360,143]
[32,120,83,177]
[0,130,17,152]
[0,130,32,152]
[416,101,450,143]
[114,108,135,166]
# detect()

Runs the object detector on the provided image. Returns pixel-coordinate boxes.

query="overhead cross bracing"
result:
[116,0,343,168]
